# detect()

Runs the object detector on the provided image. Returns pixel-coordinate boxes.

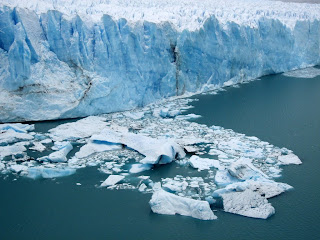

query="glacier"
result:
[0,0,320,122]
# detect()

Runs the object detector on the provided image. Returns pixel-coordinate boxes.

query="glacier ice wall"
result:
[0,5,320,122]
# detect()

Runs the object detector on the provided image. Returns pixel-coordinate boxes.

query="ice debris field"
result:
[0,96,302,220]
[1,0,320,122]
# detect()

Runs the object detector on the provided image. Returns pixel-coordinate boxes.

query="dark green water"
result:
[1,72,320,240]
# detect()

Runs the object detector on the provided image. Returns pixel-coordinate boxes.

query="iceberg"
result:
[0,0,320,122]
[149,189,217,220]
[221,189,275,219]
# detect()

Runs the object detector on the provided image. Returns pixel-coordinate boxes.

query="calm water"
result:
[1,71,320,239]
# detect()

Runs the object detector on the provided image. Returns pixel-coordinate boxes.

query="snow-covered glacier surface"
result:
[0,96,302,220]
[0,0,320,122]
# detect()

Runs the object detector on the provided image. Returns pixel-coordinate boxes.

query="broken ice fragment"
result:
[100,175,125,187]
[149,189,217,220]
[221,189,275,219]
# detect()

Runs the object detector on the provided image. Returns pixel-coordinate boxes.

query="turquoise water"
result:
[1,72,320,239]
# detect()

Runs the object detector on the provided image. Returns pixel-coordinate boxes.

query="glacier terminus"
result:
[0,0,320,122]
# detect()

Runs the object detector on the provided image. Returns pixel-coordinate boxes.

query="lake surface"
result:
[1,71,320,239]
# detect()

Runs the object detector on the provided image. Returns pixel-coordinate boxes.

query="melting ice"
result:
[0,96,302,220]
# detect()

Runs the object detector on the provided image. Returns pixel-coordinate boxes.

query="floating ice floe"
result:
[92,128,185,165]
[221,189,275,219]
[188,155,222,171]
[0,142,28,159]
[75,141,122,159]
[29,142,46,152]
[129,164,152,174]
[100,175,125,187]
[0,97,302,221]
[213,178,293,199]
[38,142,73,162]
[150,188,217,220]
[278,153,302,165]
[49,116,109,141]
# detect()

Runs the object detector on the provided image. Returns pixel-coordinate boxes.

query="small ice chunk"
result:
[10,164,28,173]
[149,189,217,220]
[138,183,147,192]
[278,154,302,165]
[100,175,125,187]
[221,189,275,219]
[38,142,73,162]
[189,155,221,171]
[29,142,46,152]
[129,164,152,174]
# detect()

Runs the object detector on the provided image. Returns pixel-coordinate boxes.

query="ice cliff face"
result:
[0,0,320,122]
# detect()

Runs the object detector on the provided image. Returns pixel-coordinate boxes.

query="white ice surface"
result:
[222,189,275,219]
[75,141,122,159]
[2,0,320,31]
[149,189,217,220]
[278,153,302,165]
[100,175,125,187]
[49,116,109,141]
[129,164,152,174]
[189,155,222,171]
[92,128,185,165]
[38,142,73,162]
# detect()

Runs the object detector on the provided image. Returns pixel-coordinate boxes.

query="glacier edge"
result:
[0,4,320,122]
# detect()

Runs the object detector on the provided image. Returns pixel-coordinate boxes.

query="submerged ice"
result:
[0,97,302,220]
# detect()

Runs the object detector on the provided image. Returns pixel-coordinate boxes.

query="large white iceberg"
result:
[149,189,217,220]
